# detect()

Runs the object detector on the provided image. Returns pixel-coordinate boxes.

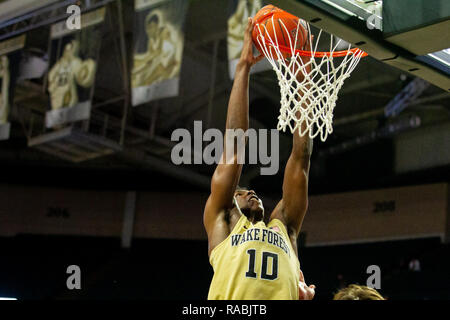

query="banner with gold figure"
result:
[46,7,105,128]
[132,0,188,106]
[0,35,25,140]
[227,0,271,79]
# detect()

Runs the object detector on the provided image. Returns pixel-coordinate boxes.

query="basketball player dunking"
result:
[204,18,315,300]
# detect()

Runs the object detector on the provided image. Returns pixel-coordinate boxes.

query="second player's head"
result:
[234,186,264,222]
[333,284,385,300]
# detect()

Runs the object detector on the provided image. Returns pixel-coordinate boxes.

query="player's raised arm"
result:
[270,38,313,256]
[203,18,263,256]
[270,118,312,254]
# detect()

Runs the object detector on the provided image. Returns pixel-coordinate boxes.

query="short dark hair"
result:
[235,185,248,192]
[146,13,159,25]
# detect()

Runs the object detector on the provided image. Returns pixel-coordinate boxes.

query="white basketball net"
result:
[255,18,366,141]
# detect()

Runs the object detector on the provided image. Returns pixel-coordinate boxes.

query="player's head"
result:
[145,11,161,36]
[333,284,385,300]
[63,40,79,58]
[233,186,264,222]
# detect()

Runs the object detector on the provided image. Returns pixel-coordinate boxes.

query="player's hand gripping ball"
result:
[252,4,308,60]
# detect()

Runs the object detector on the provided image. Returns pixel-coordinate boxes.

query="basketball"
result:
[252,4,280,22]
[252,5,308,58]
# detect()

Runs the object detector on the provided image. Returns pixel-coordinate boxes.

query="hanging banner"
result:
[132,0,188,106]
[46,7,105,128]
[227,0,271,79]
[0,34,25,140]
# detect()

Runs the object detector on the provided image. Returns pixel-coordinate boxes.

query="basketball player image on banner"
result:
[204,19,315,300]
[132,0,188,106]
[46,7,104,129]
[227,0,270,79]
[0,34,25,140]
[48,40,95,111]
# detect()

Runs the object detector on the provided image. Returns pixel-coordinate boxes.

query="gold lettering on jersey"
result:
[231,228,290,257]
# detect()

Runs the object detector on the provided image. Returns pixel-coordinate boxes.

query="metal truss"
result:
[384,78,430,117]
[322,77,431,157]
[319,115,421,157]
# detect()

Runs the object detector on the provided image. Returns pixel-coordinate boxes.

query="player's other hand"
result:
[298,270,316,300]
[239,17,264,69]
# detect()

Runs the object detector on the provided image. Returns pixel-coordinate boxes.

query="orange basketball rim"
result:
[252,4,368,58]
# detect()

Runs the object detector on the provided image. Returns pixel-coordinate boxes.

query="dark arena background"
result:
[0,0,449,302]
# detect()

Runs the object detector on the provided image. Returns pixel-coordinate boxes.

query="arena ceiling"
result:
[0,0,449,194]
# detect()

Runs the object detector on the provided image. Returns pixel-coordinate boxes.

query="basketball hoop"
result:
[254,16,368,142]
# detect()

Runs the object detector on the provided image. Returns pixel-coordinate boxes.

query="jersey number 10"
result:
[245,249,278,280]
